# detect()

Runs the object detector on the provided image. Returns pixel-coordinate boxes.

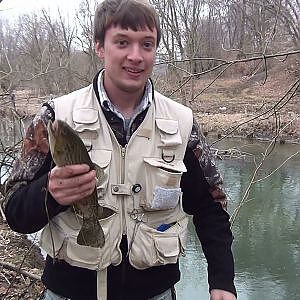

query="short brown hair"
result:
[94,0,161,46]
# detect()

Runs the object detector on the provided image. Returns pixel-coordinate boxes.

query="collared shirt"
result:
[97,69,153,142]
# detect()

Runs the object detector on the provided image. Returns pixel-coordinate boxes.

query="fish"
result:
[47,119,112,248]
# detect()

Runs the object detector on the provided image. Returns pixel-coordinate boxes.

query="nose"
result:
[127,44,143,63]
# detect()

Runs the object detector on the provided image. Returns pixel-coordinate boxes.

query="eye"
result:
[117,39,129,47]
[143,41,155,50]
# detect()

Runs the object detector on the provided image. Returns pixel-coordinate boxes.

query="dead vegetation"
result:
[0,218,45,300]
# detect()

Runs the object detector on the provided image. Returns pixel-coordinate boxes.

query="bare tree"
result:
[75,0,102,83]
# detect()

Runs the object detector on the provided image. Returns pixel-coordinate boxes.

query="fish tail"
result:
[77,218,105,248]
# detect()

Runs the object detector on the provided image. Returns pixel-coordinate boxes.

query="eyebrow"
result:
[113,33,156,40]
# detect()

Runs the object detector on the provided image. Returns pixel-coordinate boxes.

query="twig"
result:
[254,151,300,183]
[210,78,300,147]
[230,118,297,226]
[0,261,41,281]
[0,205,6,222]
[168,76,192,97]
[155,49,300,67]
[192,62,234,100]
[0,271,11,285]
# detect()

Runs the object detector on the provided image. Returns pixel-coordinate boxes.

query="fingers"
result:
[51,183,96,206]
[48,164,97,206]
[50,164,91,178]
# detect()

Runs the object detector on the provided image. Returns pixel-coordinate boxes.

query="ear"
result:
[95,41,105,59]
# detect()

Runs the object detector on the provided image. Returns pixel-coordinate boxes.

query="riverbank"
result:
[1,72,299,143]
[188,73,300,144]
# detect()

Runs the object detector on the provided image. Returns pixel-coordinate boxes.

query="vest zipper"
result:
[120,145,127,234]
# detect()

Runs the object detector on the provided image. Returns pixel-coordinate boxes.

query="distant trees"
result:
[153,0,299,57]
[0,0,299,98]
[0,0,102,97]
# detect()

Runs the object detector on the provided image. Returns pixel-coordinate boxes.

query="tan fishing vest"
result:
[40,84,193,272]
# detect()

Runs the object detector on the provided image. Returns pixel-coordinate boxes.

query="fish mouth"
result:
[47,120,58,136]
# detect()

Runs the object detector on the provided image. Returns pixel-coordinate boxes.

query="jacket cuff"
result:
[209,280,237,298]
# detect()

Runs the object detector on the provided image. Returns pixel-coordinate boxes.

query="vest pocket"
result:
[40,210,122,271]
[39,223,65,258]
[128,216,188,269]
[64,211,121,270]
[142,158,186,210]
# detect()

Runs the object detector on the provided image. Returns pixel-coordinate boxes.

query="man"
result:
[4,0,236,299]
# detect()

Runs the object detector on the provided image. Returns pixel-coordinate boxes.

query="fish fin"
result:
[99,207,115,219]
[94,163,104,179]
[77,218,105,248]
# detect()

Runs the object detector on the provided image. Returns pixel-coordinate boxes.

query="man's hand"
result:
[48,164,97,206]
[210,289,236,300]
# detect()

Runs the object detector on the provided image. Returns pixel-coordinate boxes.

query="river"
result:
[176,138,300,300]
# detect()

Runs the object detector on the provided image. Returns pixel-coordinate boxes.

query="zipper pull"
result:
[121,145,127,158]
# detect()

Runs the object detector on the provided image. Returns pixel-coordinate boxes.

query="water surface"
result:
[176,139,300,300]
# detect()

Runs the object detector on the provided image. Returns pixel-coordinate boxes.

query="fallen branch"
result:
[0,261,41,281]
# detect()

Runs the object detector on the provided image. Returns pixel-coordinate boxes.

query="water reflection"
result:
[177,140,300,300]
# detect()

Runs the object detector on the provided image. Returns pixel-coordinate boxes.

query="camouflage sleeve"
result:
[188,118,228,209]
[3,102,55,209]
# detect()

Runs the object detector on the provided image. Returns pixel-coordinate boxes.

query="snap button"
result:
[132,183,142,193]
[113,186,119,192]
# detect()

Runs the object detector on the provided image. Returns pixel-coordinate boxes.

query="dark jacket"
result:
[3,73,236,299]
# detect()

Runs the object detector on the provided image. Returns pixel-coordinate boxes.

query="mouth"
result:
[123,67,144,75]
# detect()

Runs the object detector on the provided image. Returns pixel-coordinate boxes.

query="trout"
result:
[47,119,111,248]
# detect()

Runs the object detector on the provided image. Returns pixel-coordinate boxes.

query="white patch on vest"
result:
[152,186,181,209]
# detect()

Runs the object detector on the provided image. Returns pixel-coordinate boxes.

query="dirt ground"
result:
[0,69,299,299]
[189,71,300,143]
[0,218,45,299]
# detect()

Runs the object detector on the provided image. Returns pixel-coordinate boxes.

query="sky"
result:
[0,0,84,20]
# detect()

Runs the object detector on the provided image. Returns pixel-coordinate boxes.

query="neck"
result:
[109,89,143,118]
[103,76,146,118]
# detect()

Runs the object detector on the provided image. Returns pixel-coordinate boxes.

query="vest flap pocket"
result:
[66,242,101,266]
[154,235,179,258]
[144,157,186,173]
[128,217,188,269]
[154,217,188,259]
[142,158,185,210]
[39,224,65,257]
[156,119,182,147]
[156,119,178,134]
[95,149,112,168]
[62,211,120,270]
[73,108,99,132]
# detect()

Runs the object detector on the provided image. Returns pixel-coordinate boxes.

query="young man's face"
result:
[96,25,157,96]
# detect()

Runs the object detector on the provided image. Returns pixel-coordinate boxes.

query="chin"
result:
[120,81,146,93]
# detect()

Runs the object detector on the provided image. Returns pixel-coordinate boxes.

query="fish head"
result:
[47,120,77,166]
